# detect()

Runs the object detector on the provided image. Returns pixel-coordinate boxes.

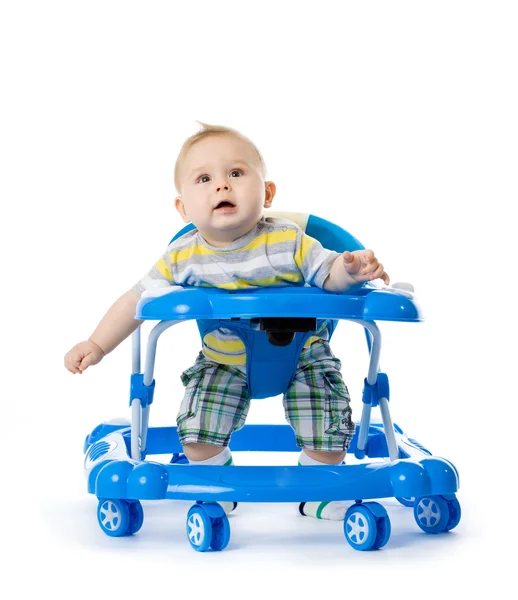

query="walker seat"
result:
[83,212,460,552]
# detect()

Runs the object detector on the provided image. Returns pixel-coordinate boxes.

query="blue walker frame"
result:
[84,213,461,551]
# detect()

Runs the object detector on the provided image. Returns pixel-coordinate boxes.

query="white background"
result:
[1,1,516,598]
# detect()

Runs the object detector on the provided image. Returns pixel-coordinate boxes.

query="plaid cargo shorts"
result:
[177,341,355,452]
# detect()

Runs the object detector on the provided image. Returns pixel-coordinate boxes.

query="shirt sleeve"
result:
[293,230,339,288]
[132,248,176,298]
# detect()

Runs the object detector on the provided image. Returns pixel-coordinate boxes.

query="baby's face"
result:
[175,134,274,246]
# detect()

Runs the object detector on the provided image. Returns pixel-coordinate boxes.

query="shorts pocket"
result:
[323,369,355,437]
[177,361,215,424]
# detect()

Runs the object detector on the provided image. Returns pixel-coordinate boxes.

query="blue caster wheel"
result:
[97,499,130,537]
[344,503,391,551]
[373,514,391,549]
[443,495,461,531]
[209,514,231,551]
[186,503,231,552]
[344,505,377,551]
[127,501,144,535]
[187,505,213,552]
[396,496,415,507]
[414,495,450,533]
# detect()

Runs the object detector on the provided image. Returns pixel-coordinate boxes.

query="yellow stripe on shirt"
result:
[155,257,173,281]
[243,229,298,252]
[168,228,298,265]
[203,346,247,365]
[203,333,247,353]
[294,234,317,271]
[169,243,218,264]
[198,272,303,290]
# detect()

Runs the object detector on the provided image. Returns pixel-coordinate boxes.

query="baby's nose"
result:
[216,178,231,192]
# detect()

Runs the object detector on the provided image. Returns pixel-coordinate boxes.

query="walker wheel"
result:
[209,513,231,551]
[443,495,461,531]
[97,499,130,537]
[373,514,391,549]
[414,495,450,533]
[186,504,213,552]
[186,503,231,552]
[127,500,144,535]
[344,504,378,551]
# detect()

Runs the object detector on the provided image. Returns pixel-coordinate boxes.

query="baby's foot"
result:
[299,501,348,521]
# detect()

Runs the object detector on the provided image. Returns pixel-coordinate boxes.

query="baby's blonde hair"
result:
[174,121,267,193]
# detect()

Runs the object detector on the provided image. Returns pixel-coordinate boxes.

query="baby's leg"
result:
[284,341,355,521]
[177,352,250,448]
[183,442,231,462]
[177,353,250,512]
[303,449,346,464]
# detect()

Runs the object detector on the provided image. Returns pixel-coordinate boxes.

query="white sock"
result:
[187,446,233,466]
[298,450,348,521]
[297,450,334,466]
[187,446,236,514]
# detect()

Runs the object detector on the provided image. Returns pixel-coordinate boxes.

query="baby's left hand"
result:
[343,250,390,286]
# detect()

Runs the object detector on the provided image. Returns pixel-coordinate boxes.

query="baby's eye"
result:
[198,175,211,183]
[230,169,243,177]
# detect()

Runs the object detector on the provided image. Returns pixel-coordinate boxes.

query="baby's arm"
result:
[294,228,389,293]
[324,250,389,293]
[64,289,142,374]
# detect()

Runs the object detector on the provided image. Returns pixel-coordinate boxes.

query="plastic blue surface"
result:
[136,286,422,323]
[88,456,457,503]
[130,373,155,408]
[195,317,331,399]
[84,422,425,460]
[306,214,365,253]
[362,373,390,407]
[85,422,459,503]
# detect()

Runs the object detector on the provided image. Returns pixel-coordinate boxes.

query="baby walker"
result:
[83,212,461,552]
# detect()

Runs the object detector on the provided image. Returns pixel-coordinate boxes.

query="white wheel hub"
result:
[101,502,121,530]
[346,513,368,542]
[188,513,205,546]
[417,499,440,526]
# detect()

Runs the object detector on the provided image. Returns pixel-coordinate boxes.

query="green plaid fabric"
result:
[177,342,355,452]
[177,353,250,446]
[284,342,355,451]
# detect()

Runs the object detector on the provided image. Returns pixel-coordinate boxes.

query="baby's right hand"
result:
[64,340,105,374]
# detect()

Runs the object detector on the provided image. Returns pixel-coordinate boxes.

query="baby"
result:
[64,122,389,521]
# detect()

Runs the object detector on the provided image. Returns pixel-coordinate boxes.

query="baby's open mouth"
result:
[215,201,235,209]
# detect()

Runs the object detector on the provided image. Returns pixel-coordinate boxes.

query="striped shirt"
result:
[134,216,339,365]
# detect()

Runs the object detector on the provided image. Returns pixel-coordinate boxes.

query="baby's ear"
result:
[175,196,190,223]
[264,181,276,208]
